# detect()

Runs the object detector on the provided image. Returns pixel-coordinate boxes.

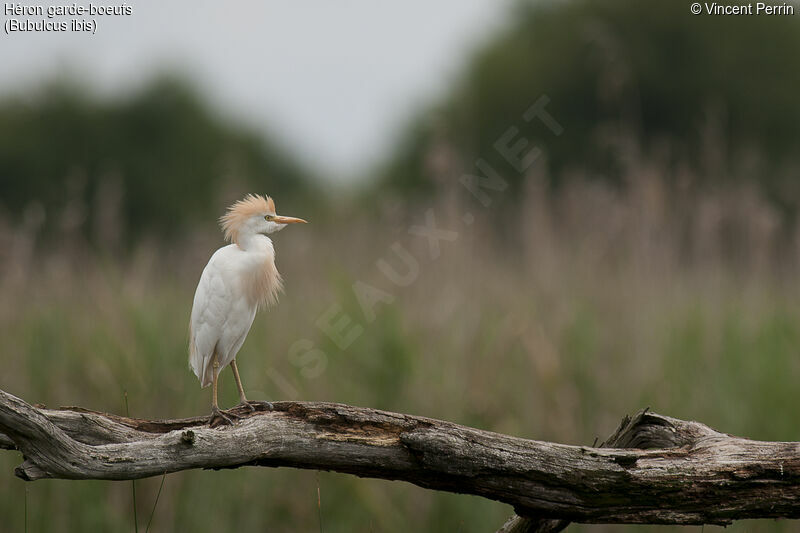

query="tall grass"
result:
[1,159,799,532]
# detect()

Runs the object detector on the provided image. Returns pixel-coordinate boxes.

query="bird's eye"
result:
[265,214,274,221]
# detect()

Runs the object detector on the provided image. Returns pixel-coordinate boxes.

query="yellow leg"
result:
[212,357,220,409]
[230,360,248,404]
[209,355,234,426]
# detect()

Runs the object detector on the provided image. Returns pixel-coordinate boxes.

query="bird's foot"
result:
[236,400,273,413]
[237,400,257,413]
[209,405,240,427]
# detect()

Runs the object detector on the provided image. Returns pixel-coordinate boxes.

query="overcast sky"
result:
[0,1,514,181]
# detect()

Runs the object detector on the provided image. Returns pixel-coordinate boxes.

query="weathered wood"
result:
[1,388,799,527]
[496,515,568,533]
[495,410,682,533]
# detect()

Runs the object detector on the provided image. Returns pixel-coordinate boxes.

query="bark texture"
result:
[1,388,799,527]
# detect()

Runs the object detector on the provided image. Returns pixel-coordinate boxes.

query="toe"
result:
[209,408,235,427]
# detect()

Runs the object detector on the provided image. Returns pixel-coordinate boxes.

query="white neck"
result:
[236,232,272,252]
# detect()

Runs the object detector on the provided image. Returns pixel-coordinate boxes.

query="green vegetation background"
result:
[1,1,799,531]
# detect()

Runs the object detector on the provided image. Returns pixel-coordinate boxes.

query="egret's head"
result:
[220,194,307,244]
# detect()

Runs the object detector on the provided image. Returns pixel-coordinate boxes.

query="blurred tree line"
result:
[0,76,313,243]
[2,0,799,245]
[379,0,800,210]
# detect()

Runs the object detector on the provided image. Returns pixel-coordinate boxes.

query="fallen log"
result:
[1,388,798,528]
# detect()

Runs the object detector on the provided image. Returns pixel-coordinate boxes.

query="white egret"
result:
[189,194,307,425]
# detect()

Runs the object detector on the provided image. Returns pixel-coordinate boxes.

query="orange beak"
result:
[273,215,308,224]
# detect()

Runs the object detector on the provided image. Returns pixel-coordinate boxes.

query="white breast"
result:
[188,238,280,387]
